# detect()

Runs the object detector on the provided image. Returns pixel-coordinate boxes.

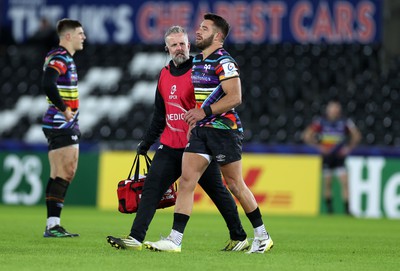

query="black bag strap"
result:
[144,154,152,170]
[127,153,152,182]
[127,154,139,180]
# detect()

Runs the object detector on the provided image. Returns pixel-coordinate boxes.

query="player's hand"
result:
[184,108,206,127]
[339,146,351,157]
[187,124,195,141]
[62,107,74,121]
[137,140,151,155]
[318,145,330,155]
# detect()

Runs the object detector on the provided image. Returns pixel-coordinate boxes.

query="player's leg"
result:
[220,161,257,212]
[336,166,350,214]
[323,169,334,214]
[322,156,335,214]
[198,160,248,251]
[322,164,333,214]
[144,151,209,252]
[44,144,79,237]
[107,146,182,250]
[220,161,273,254]
[175,152,209,214]
[48,144,79,181]
[208,127,272,254]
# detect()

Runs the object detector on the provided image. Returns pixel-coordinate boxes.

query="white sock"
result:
[46,217,60,229]
[168,229,183,246]
[254,224,269,238]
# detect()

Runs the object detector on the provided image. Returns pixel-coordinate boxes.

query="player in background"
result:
[303,100,361,214]
[145,14,273,254]
[41,19,86,237]
[106,25,249,252]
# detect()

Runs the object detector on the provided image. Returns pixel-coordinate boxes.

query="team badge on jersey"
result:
[222,62,238,78]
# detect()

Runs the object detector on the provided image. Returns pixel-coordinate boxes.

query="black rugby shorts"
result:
[322,155,345,170]
[43,128,81,150]
[185,126,243,165]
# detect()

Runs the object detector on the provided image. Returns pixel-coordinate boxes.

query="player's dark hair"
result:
[204,13,230,41]
[56,19,82,36]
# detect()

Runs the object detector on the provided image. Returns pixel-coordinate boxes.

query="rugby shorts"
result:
[185,126,243,165]
[43,128,81,151]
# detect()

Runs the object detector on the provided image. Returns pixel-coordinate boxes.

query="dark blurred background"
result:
[0,0,399,152]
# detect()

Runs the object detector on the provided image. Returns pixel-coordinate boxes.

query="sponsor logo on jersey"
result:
[170,85,177,94]
[169,85,178,99]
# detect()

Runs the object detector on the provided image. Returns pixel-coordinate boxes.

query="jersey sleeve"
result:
[216,57,239,81]
[42,67,67,112]
[141,83,166,145]
[46,56,68,75]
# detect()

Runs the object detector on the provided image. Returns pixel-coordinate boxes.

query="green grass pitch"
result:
[0,205,398,271]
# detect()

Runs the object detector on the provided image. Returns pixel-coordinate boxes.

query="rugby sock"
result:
[246,207,269,238]
[325,198,333,214]
[172,213,190,233]
[169,230,183,246]
[170,213,190,245]
[344,200,350,215]
[45,177,70,229]
[246,207,263,228]
[254,225,269,239]
[47,217,60,229]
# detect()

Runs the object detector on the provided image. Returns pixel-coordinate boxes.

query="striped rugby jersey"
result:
[192,48,243,131]
[311,117,355,153]
[42,46,79,130]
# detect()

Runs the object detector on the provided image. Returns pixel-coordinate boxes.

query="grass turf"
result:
[0,205,398,271]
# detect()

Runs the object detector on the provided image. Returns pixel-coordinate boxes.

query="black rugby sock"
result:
[46,177,70,218]
[326,198,333,214]
[172,213,190,234]
[246,207,263,228]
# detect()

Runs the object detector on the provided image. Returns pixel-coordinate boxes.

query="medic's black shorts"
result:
[185,126,243,165]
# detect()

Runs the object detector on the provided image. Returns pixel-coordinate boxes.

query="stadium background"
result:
[0,0,399,219]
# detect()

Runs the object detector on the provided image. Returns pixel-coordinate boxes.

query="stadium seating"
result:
[0,42,398,148]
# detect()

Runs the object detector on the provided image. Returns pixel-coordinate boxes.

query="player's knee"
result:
[63,165,77,182]
[227,182,240,198]
[65,171,75,182]
[179,176,197,192]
